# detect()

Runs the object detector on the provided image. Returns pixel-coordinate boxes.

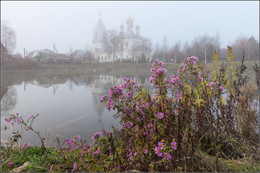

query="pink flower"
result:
[126,122,133,128]
[158,142,164,149]
[73,163,77,169]
[115,166,121,170]
[155,147,163,157]
[6,119,11,123]
[162,68,167,75]
[8,161,12,167]
[19,166,23,171]
[92,132,101,140]
[163,153,172,160]
[100,94,107,102]
[16,118,20,123]
[92,148,100,155]
[126,92,132,99]
[171,141,177,150]
[157,112,164,119]
[50,165,53,171]
[209,82,215,86]
[76,135,81,140]
[150,76,155,83]
[198,77,203,82]
[129,155,134,161]
[144,149,148,155]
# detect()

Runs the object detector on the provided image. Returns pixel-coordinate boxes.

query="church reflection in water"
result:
[92,74,151,126]
[1,74,150,127]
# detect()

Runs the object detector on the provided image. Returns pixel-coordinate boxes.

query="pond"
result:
[1,72,151,146]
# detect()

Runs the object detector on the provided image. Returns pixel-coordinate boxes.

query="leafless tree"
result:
[106,29,120,61]
[68,47,74,58]
[1,20,16,53]
[246,36,259,60]
[171,41,182,63]
[232,36,248,60]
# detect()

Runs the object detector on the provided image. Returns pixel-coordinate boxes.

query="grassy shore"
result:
[1,146,259,172]
[2,60,259,76]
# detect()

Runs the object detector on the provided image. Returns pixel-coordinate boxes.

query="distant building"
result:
[26,49,54,62]
[71,49,94,61]
[71,49,86,61]
[27,49,70,62]
[10,54,23,59]
[92,16,151,63]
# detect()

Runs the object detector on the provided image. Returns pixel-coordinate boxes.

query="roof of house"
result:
[10,54,23,59]
[40,49,54,54]
[73,49,86,57]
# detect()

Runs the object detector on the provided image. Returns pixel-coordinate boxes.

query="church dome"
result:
[127,17,133,24]
[95,18,106,31]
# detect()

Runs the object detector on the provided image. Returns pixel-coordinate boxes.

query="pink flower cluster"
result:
[21,143,31,150]
[92,132,101,140]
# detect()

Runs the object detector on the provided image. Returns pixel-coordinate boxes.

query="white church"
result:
[92,16,151,63]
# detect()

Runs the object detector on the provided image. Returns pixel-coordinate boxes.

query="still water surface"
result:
[1,73,151,146]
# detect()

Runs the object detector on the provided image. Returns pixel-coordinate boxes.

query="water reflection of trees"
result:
[1,87,17,117]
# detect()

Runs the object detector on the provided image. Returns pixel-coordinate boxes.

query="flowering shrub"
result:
[98,55,228,171]
[96,47,258,171]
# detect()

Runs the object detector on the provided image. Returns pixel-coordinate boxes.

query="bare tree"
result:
[68,47,74,59]
[106,29,120,62]
[1,20,16,53]
[171,41,182,63]
[246,36,259,60]
[232,36,248,60]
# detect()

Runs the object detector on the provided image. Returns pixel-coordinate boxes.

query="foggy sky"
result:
[1,1,259,55]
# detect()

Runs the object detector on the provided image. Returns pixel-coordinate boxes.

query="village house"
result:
[71,49,94,62]
[26,49,70,63]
